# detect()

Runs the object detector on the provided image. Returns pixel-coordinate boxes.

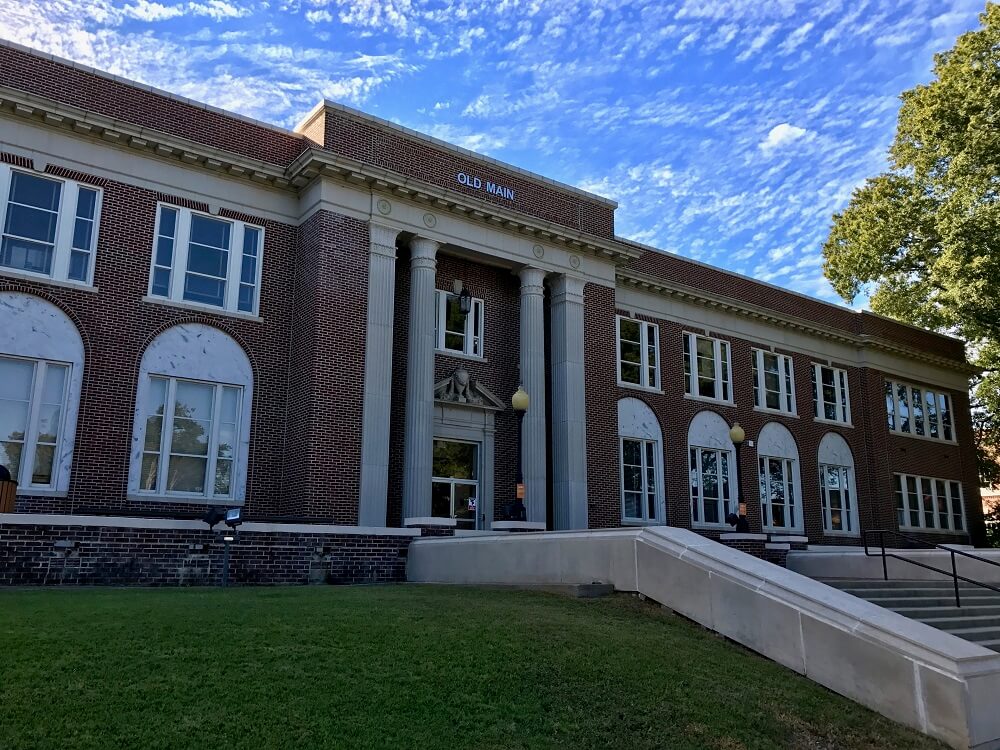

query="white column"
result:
[402,237,439,523]
[358,223,400,527]
[519,266,548,526]
[550,275,588,530]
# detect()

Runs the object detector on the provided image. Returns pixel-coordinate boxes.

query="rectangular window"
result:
[431,439,480,529]
[139,376,242,500]
[0,354,70,489]
[753,349,795,414]
[148,204,264,315]
[894,472,965,532]
[684,333,732,402]
[617,316,659,389]
[819,464,856,535]
[434,291,485,357]
[620,438,660,523]
[885,380,954,442]
[0,165,101,285]
[689,446,733,526]
[811,364,851,424]
[758,455,797,531]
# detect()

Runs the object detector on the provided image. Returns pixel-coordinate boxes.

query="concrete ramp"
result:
[407,527,1000,750]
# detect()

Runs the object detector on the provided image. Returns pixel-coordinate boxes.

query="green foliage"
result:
[823,4,1000,486]
[0,586,943,750]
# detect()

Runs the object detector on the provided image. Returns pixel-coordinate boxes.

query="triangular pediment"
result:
[434,368,505,410]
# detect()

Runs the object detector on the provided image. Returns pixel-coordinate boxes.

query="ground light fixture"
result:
[511,385,529,522]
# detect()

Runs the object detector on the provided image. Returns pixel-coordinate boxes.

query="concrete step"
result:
[891,605,1000,620]
[941,625,1000,644]
[920,613,1000,630]
[976,639,1000,652]
[853,595,1000,608]
[821,579,987,591]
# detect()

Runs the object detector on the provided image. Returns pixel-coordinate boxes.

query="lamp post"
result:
[511,385,529,522]
[729,422,748,527]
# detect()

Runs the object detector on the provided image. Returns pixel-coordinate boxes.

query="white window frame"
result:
[689,445,736,528]
[811,364,851,425]
[683,332,732,404]
[894,473,967,533]
[619,436,663,524]
[752,349,796,415]
[432,438,482,528]
[434,290,485,358]
[885,380,956,443]
[819,463,858,536]
[147,203,264,316]
[0,164,102,286]
[137,375,243,502]
[0,354,71,490]
[616,315,660,390]
[758,455,800,533]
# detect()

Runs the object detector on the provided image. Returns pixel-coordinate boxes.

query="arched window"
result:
[757,422,803,533]
[128,324,253,503]
[688,410,737,527]
[818,432,858,536]
[0,292,84,493]
[618,398,665,524]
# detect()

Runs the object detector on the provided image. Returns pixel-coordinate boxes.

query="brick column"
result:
[550,274,588,530]
[402,237,439,523]
[358,223,400,527]
[519,266,547,526]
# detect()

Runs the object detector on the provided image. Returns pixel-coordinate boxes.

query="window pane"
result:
[431,482,451,518]
[0,236,54,275]
[214,458,233,497]
[151,267,171,297]
[453,483,477,526]
[68,250,90,282]
[911,388,924,436]
[432,440,478,480]
[189,215,231,248]
[624,491,642,519]
[940,394,953,440]
[166,455,207,493]
[187,243,229,277]
[76,187,97,220]
[183,273,226,307]
[619,318,640,343]
[925,390,939,439]
[41,364,67,405]
[159,206,177,237]
[9,172,61,211]
[885,380,895,430]
[72,217,94,253]
[5,204,59,243]
[139,453,159,491]
[242,227,260,257]
[619,362,641,384]
[35,404,61,444]
[31,444,54,485]
[622,439,641,466]
[897,383,910,432]
[156,236,175,267]
[238,284,255,313]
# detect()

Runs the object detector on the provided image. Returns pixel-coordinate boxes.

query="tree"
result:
[823,3,1000,497]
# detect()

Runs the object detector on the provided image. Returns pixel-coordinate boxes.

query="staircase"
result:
[821,579,1000,653]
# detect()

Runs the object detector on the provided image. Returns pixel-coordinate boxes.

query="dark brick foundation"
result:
[0,518,418,586]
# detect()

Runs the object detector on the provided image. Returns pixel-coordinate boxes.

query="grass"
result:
[0,585,944,750]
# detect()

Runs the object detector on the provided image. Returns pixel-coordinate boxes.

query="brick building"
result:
[0,41,985,584]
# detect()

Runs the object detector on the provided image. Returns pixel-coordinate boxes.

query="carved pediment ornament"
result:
[434,368,505,410]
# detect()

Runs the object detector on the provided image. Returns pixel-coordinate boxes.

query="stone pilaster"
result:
[550,275,588,530]
[518,266,548,526]
[358,223,400,527]
[402,237,439,522]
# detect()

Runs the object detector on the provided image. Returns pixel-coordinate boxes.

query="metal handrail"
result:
[863,529,1000,608]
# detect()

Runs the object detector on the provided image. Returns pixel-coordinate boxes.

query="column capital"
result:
[518,266,547,295]
[549,274,586,305]
[410,236,440,261]
[369,223,400,258]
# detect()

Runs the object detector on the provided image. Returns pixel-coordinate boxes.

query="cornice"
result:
[0,86,293,189]
[0,88,639,265]
[286,148,639,265]
[617,269,978,376]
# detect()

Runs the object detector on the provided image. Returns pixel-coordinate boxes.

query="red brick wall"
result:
[609,311,982,544]
[4,157,301,519]
[0,44,306,166]
[317,108,615,239]
[386,251,521,526]
[283,211,370,521]
[0,523,412,585]
[584,284,621,529]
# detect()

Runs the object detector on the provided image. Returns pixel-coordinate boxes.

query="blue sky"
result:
[0,0,987,304]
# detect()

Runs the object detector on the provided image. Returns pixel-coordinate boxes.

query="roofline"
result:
[614,235,965,348]
[295,98,619,209]
[0,38,310,140]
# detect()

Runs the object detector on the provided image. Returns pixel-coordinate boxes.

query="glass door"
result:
[432,439,481,529]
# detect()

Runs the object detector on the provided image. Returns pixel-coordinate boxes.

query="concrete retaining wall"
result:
[407,527,1000,750]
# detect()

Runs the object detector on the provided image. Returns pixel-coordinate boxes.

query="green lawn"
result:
[0,586,942,750]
